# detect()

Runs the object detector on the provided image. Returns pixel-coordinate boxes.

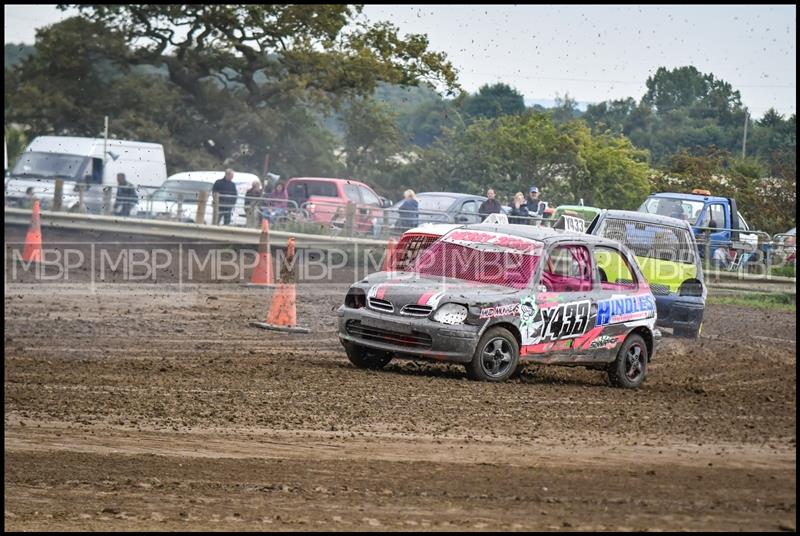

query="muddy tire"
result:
[466,327,520,382]
[344,343,393,370]
[608,334,648,389]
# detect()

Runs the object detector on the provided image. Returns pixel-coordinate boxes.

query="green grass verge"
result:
[770,264,797,278]
[708,292,796,312]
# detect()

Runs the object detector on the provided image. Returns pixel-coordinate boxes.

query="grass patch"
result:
[770,264,797,278]
[709,292,796,312]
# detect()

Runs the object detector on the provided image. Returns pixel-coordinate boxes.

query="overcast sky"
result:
[4,4,796,117]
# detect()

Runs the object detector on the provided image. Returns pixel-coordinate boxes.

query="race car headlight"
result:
[432,303,468,325]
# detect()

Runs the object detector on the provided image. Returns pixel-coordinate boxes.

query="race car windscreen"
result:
[412,230,542,289]
[600,218,697,264]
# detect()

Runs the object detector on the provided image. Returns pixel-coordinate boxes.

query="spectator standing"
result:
[396,189,419,230]
[245,179,264,224]
[509,192,530,224]
[711,246,732,269]
[265,181,289,222]
[330,206,346,234]
[113,173,138,217]
[212,169,238,225]
[478,188,503,218]
[22,187,37,209]
[524,186,547,225]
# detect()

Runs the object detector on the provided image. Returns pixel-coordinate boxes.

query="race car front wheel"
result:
[466,327,520,382]
[344,343,393,370]
[607,334,648,389]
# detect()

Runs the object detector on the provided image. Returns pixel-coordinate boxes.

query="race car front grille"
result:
[368,297,394,313]
[345,320,433,349]
[648,283,672,295]
[400,304,433,317]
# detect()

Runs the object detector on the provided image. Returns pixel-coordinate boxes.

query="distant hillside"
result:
[525,98,592,111]
[4,43,36,68]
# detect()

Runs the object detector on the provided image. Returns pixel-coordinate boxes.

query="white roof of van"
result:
[27,136,163,158]
[166,171,260,184]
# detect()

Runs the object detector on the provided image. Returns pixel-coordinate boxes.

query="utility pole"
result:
[741,107,748,159]
[103,116,109,181]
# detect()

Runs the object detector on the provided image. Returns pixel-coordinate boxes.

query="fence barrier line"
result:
[4,207,387,248]
[5,206,795,288]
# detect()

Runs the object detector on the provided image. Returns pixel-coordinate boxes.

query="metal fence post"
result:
[212,192,219,225]
[102,186,113,216]
[196,190,208,224]
[176,193,184,222]
[77,183,87,213]
[246,199,255,228]
[345,201,355,237]
[53,179,64,211]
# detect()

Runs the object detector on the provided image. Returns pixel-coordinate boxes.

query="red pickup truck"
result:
[286,177,384,233]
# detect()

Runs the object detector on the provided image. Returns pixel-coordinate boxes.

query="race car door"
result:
[588,244,649,359]
[520,243,596,359]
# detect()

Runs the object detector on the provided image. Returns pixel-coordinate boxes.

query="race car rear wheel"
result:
[466,327,520,382]
[607,334,648,389]
[344,343,393,370]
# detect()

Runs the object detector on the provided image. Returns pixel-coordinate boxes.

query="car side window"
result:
[593,246,637,290]
[358,185,381,206]
[343,184,361,204]
[708,204,726,231]
[541,245,592,292]
[461,200,477,214]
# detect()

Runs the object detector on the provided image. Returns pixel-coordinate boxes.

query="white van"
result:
[139,171,261,226]
[5,136,167,212]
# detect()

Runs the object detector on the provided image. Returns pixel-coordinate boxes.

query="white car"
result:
[138,171,261,225]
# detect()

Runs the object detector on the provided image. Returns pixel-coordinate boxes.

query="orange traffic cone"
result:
[250,237,310,333]
[382,238,398,271]
[243,219,274,287]
[22,199,43,263]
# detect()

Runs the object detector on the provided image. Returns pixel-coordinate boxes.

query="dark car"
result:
[587,210,706,338]
[338,224,660,387]
[383,192,487,230]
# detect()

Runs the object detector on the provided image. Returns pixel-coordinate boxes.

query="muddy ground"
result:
[4,226,797,531]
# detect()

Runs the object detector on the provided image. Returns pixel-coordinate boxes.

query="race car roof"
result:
[600,209,692,230]
[461,223,618,247]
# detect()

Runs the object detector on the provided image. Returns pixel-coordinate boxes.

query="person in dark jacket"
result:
[509,191,530,224]
[524,186,546,224]
[212,169,238,225]
[113,173,138,217]
[396,189,419,230]
[478,188,502,218]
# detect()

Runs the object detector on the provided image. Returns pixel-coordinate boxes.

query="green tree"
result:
[458,83,526,121]
[397,98,464,147]
[340,98,402,180]
[550,93,582,125]
[392,111,650,209]
[9,6,458,177]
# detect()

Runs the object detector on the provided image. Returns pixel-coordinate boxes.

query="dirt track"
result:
[4,228,797,531]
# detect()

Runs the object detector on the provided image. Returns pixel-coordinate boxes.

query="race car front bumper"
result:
[654,294,705,333]
[337,305,480,363]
